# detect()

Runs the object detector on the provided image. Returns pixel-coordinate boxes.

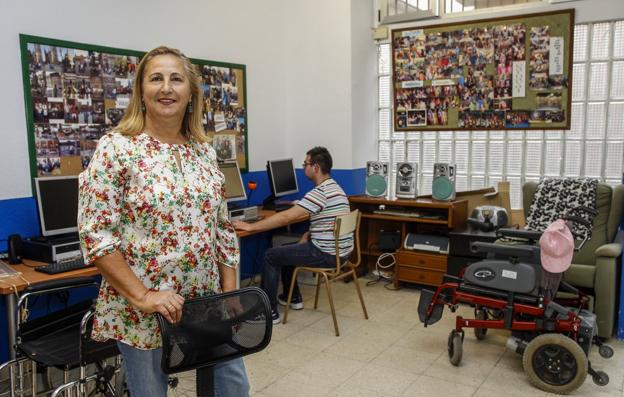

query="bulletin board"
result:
[19,34,249,179]
[392,9,574,131]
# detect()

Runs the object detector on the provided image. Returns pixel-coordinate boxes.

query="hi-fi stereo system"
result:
[432,163,456,201]
[363,161,456,201]
[365,161,388,197]
[395,162,418,199]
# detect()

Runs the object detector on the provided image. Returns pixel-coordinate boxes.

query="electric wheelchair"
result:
[418,208,614,394]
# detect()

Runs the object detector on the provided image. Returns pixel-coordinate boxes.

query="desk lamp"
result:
[247,181,257,207]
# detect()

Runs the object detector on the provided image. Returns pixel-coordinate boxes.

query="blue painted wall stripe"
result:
[0,197,41,251]
[0,169,366,251]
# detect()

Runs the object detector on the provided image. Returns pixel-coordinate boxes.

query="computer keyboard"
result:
[372,209,422,218]
[275,204,293,212]
[35,257,93,275]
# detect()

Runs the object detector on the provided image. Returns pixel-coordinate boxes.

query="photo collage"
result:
[28,43,138,176]
[26,40,248,177]
[392,11,571,131]
[201,65,247,162]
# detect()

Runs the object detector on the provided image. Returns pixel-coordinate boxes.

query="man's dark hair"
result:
[306,146,332,174]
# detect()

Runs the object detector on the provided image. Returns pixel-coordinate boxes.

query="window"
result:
[444,0,542,14]
[377,20,624,208]
[384,0,543,20]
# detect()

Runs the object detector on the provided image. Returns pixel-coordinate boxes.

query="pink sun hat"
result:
[539,219,575,274]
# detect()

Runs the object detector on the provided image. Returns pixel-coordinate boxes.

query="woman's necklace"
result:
[145,130,187,145]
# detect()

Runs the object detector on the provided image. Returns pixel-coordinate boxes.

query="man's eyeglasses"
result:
[302,161,314,168]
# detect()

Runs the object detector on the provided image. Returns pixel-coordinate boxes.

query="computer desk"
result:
[0,208,308,359]
[234,209,309,287]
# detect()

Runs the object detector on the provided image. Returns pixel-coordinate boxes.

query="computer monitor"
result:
[267,158,298,197]
[263,158,298,210]
[34,176,79,237]
[219,161,247,203]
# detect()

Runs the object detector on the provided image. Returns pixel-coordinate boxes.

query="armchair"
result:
[523,181,624,338]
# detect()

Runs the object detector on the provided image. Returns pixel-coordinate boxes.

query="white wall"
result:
[281,0,377,171]
[3,0,618,199]
[1,0,374,200]
[1,0,290,198]
[282,1,354,167]
[351,0,379,169]
[562,0,624,23]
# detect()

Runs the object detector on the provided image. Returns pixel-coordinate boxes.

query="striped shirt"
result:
[297,178,353,257]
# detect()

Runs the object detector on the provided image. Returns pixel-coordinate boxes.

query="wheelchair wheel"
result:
[592,370,609,386]
[448,330,463,366]
[522,333,588,394]
[598,344,614,359]
[474,307,488,340]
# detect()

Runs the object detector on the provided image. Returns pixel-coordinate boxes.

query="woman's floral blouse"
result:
[78,132,239,349]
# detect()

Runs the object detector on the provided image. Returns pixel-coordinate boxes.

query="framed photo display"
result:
[392,9,574,131]
[19,34,249,179]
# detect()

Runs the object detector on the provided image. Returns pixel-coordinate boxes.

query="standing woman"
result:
[78,46,249,396]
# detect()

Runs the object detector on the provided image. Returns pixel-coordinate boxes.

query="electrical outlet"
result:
[373,27,389,40]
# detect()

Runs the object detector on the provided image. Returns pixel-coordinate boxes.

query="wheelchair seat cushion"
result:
[20,324,81,369]
[458,282,540,305]
[18,299,120,369]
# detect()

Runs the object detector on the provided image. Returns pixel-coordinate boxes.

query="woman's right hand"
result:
[137,290,185,324]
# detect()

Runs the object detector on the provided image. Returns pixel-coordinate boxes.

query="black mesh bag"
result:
[157,286,272,374]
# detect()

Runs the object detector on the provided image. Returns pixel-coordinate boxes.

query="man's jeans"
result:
[261,241,337,310]
[117,342,250,396]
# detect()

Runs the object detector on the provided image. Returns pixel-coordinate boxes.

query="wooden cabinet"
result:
[395,251,447,287]
[348,195,467,287]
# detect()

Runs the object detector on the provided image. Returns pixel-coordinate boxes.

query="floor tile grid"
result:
[168,279,624,397]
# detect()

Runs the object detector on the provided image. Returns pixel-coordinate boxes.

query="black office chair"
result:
[158,287,273,396]
[0,277,126,397]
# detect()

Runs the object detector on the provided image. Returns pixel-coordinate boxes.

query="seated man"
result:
[233,147,352,324]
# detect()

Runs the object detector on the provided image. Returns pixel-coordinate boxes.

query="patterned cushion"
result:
[525,178,598,239]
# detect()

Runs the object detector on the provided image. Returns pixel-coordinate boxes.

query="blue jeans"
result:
[117,342,250,396]
[261,241,337,311]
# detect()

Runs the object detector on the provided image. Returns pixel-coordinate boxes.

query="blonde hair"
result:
[116,46,207,143]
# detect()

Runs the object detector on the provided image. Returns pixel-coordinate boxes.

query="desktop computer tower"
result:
[22,234,82,263]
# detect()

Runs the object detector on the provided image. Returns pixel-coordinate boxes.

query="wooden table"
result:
[348,195,467,287]
[234,209,308,237]
[0,260,99,359]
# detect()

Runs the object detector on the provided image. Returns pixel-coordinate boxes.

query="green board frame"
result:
[19,34,249,181]
[391,9,574,131]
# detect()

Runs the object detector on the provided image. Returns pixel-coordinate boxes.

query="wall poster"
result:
[20,34,249,178]
[392,9,574,131]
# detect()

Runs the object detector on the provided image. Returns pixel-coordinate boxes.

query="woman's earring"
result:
[141,101,146,113]
[187,101,193,114]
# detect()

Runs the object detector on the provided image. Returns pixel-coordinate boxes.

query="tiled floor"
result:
[169,277,624,396]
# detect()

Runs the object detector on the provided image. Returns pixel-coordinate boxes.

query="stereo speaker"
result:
[7,234,23,264]
[395,162,418,199]
[365,161,388,197]
[432,163,456,201]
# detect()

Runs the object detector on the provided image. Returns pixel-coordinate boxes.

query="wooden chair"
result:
[282,209,368,336]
